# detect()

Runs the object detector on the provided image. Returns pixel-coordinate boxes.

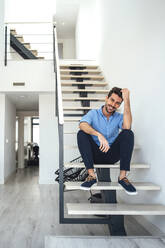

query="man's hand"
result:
[98,133,110,153]
[121,88,130,101]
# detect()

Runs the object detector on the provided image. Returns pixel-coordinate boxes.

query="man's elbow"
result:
[79,122,84,130]
[122,124,131,130]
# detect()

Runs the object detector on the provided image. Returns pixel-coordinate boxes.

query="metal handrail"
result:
[53,24,64,124]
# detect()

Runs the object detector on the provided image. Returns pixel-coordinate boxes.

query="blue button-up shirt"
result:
[80,106,123,146]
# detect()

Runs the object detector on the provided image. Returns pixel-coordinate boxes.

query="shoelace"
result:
[122,177,130,185]
[86,175,96,182]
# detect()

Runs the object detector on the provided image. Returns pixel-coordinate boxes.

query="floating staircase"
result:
[59,62,165,234]
[10,29,44,59]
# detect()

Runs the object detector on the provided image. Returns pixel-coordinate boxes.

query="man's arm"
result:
[79,122,110,153]
[121,88,132,129]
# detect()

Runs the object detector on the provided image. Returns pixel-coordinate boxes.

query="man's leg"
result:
[77,130,99,189]
[77,130,126,235]
[106,129,136,195]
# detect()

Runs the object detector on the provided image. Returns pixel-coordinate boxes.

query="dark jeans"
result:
[77,129,134,172]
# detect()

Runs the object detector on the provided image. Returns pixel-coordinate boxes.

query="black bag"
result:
[88,192,103,203]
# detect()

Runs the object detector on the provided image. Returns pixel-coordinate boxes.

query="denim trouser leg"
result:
[77,129,134,171]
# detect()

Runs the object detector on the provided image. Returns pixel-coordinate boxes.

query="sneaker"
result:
[118,177,138,195]
[80,175,97,191]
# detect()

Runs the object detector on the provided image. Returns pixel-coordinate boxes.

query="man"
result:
[77,87,137,195]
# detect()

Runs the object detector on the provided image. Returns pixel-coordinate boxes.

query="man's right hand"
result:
[97,133,110,153]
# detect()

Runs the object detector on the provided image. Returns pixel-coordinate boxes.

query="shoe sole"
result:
[80,186,91,191]
[80,183,97,191]
[124,190,138,195]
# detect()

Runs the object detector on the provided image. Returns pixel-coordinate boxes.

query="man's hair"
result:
[107,87,123,100]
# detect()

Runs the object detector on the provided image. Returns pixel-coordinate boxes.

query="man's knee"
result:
[120,129,134,140]
[77,130,88,142]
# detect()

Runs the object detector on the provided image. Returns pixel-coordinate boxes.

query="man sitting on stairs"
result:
[77,87,137,195]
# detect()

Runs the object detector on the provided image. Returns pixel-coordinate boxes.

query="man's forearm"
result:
[123,98,132,129]
[79,122,99,136]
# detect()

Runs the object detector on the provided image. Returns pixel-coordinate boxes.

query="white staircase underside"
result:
[67,203,165,216]
[65,182,160,191]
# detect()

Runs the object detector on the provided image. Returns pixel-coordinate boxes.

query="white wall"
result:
[39,94,59,184]
[0,0,4,66]
[0,95,5,184]
[4,96,16,181]
[76,0,165,233]
[75,0,100,60]
[5,0,55,22]
[58,38,75,59]
[0,60,54,92]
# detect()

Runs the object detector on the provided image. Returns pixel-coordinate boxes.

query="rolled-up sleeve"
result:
[118,113,123,129]
[79,110,94,125]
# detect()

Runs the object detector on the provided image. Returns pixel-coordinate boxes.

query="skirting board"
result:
[4,169,17,184]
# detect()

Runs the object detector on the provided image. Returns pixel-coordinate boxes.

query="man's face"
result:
[105,93,122,114]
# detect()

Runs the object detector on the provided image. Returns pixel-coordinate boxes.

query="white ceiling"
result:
[7,93,39,111]
[55,0,81,39]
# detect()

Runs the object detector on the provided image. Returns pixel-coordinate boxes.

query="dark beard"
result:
[105,105,116,114]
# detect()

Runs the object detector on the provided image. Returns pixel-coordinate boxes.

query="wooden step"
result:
[61,75,104,81]
[67,203,165,216]
[37,56,45,59]
[65,182,160,191]
[64,117,81,122]
[61,81,108,87]
[64,163,150,169]
[60,70,101,75]
[30,49,38,56]
[60,65,98,69]
[62,89,109,94]
[22,42,31,49]
[63,107,92,110]
[15,36,24,42]
[63,97,105,102]
[10,29,17,35]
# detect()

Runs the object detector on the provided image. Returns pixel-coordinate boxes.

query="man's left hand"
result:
[121,88,130,101]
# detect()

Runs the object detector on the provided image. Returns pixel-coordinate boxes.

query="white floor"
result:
[0,166,159,248]
[45,236,165,248]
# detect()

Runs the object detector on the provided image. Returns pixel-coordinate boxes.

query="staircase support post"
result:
[96,168,127,236]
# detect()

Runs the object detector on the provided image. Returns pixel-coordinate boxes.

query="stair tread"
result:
[14,35,23,38]
[60,70,101,73]
[64,163,150,169]
[61,81,108,86]
[62,89,108,93]
[61,75,104,79]
[65,182,160,191]
[67,203,165,215]
[63,107,92,110]
[63,97,105,101]
[64,117,81,122]
[60,65,98,69]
